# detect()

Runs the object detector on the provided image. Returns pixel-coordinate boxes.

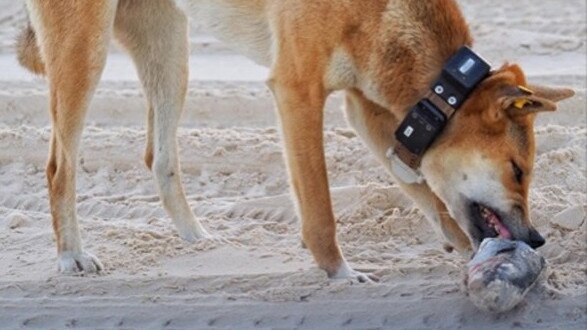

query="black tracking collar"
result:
[388,46,491,184]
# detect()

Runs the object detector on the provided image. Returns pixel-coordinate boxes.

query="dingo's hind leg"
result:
[25,0,118,273]
[114,0,210,241]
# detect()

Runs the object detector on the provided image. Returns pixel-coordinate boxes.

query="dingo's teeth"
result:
[478,205,512,239]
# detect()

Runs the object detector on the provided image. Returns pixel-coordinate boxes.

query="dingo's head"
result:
[421,64,574,250]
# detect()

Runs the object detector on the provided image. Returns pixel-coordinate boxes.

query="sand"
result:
[0,1,585,329]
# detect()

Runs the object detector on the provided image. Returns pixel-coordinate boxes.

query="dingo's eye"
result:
[512,161,523,184]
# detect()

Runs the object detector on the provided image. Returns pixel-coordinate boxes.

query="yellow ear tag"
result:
[514,98,532,109]
[514,86,535,109]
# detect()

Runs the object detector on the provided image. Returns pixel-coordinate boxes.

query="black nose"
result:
[528,229,545,249]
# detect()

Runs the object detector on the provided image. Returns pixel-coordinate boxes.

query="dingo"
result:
[18,0,573,281]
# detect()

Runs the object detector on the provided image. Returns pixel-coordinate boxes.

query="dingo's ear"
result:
[526,84,575,103]
[500,85,574,117]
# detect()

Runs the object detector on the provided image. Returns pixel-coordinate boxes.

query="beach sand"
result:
[0,1,585,329]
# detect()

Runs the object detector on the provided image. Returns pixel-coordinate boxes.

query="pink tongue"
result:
[486,211,513,239]
[493,219,512,239]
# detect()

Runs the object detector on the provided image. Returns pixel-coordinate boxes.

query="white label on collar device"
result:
[403,126,414,137]
[459,58,476,74]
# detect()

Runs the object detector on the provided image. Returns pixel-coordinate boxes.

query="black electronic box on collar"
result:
[390,46,491,183]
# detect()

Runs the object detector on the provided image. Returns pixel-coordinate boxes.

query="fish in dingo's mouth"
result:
[465,238,546,313]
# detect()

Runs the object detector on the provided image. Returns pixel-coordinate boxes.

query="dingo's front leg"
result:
[25,0,119,273]
[268,77,377,282]
[114,0,210,241]
[344,89,471,253]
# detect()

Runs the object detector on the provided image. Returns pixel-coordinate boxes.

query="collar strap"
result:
[388,46,491,184]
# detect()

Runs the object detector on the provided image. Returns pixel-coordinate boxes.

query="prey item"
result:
[465,238,546,313]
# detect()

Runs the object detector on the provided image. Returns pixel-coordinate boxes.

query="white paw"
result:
[177,227,240,247]
[58,251,103,274]
[177,224,212,243]
[331,261,379,283]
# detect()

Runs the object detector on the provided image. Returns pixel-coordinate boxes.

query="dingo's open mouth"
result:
[470,202,513,242]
